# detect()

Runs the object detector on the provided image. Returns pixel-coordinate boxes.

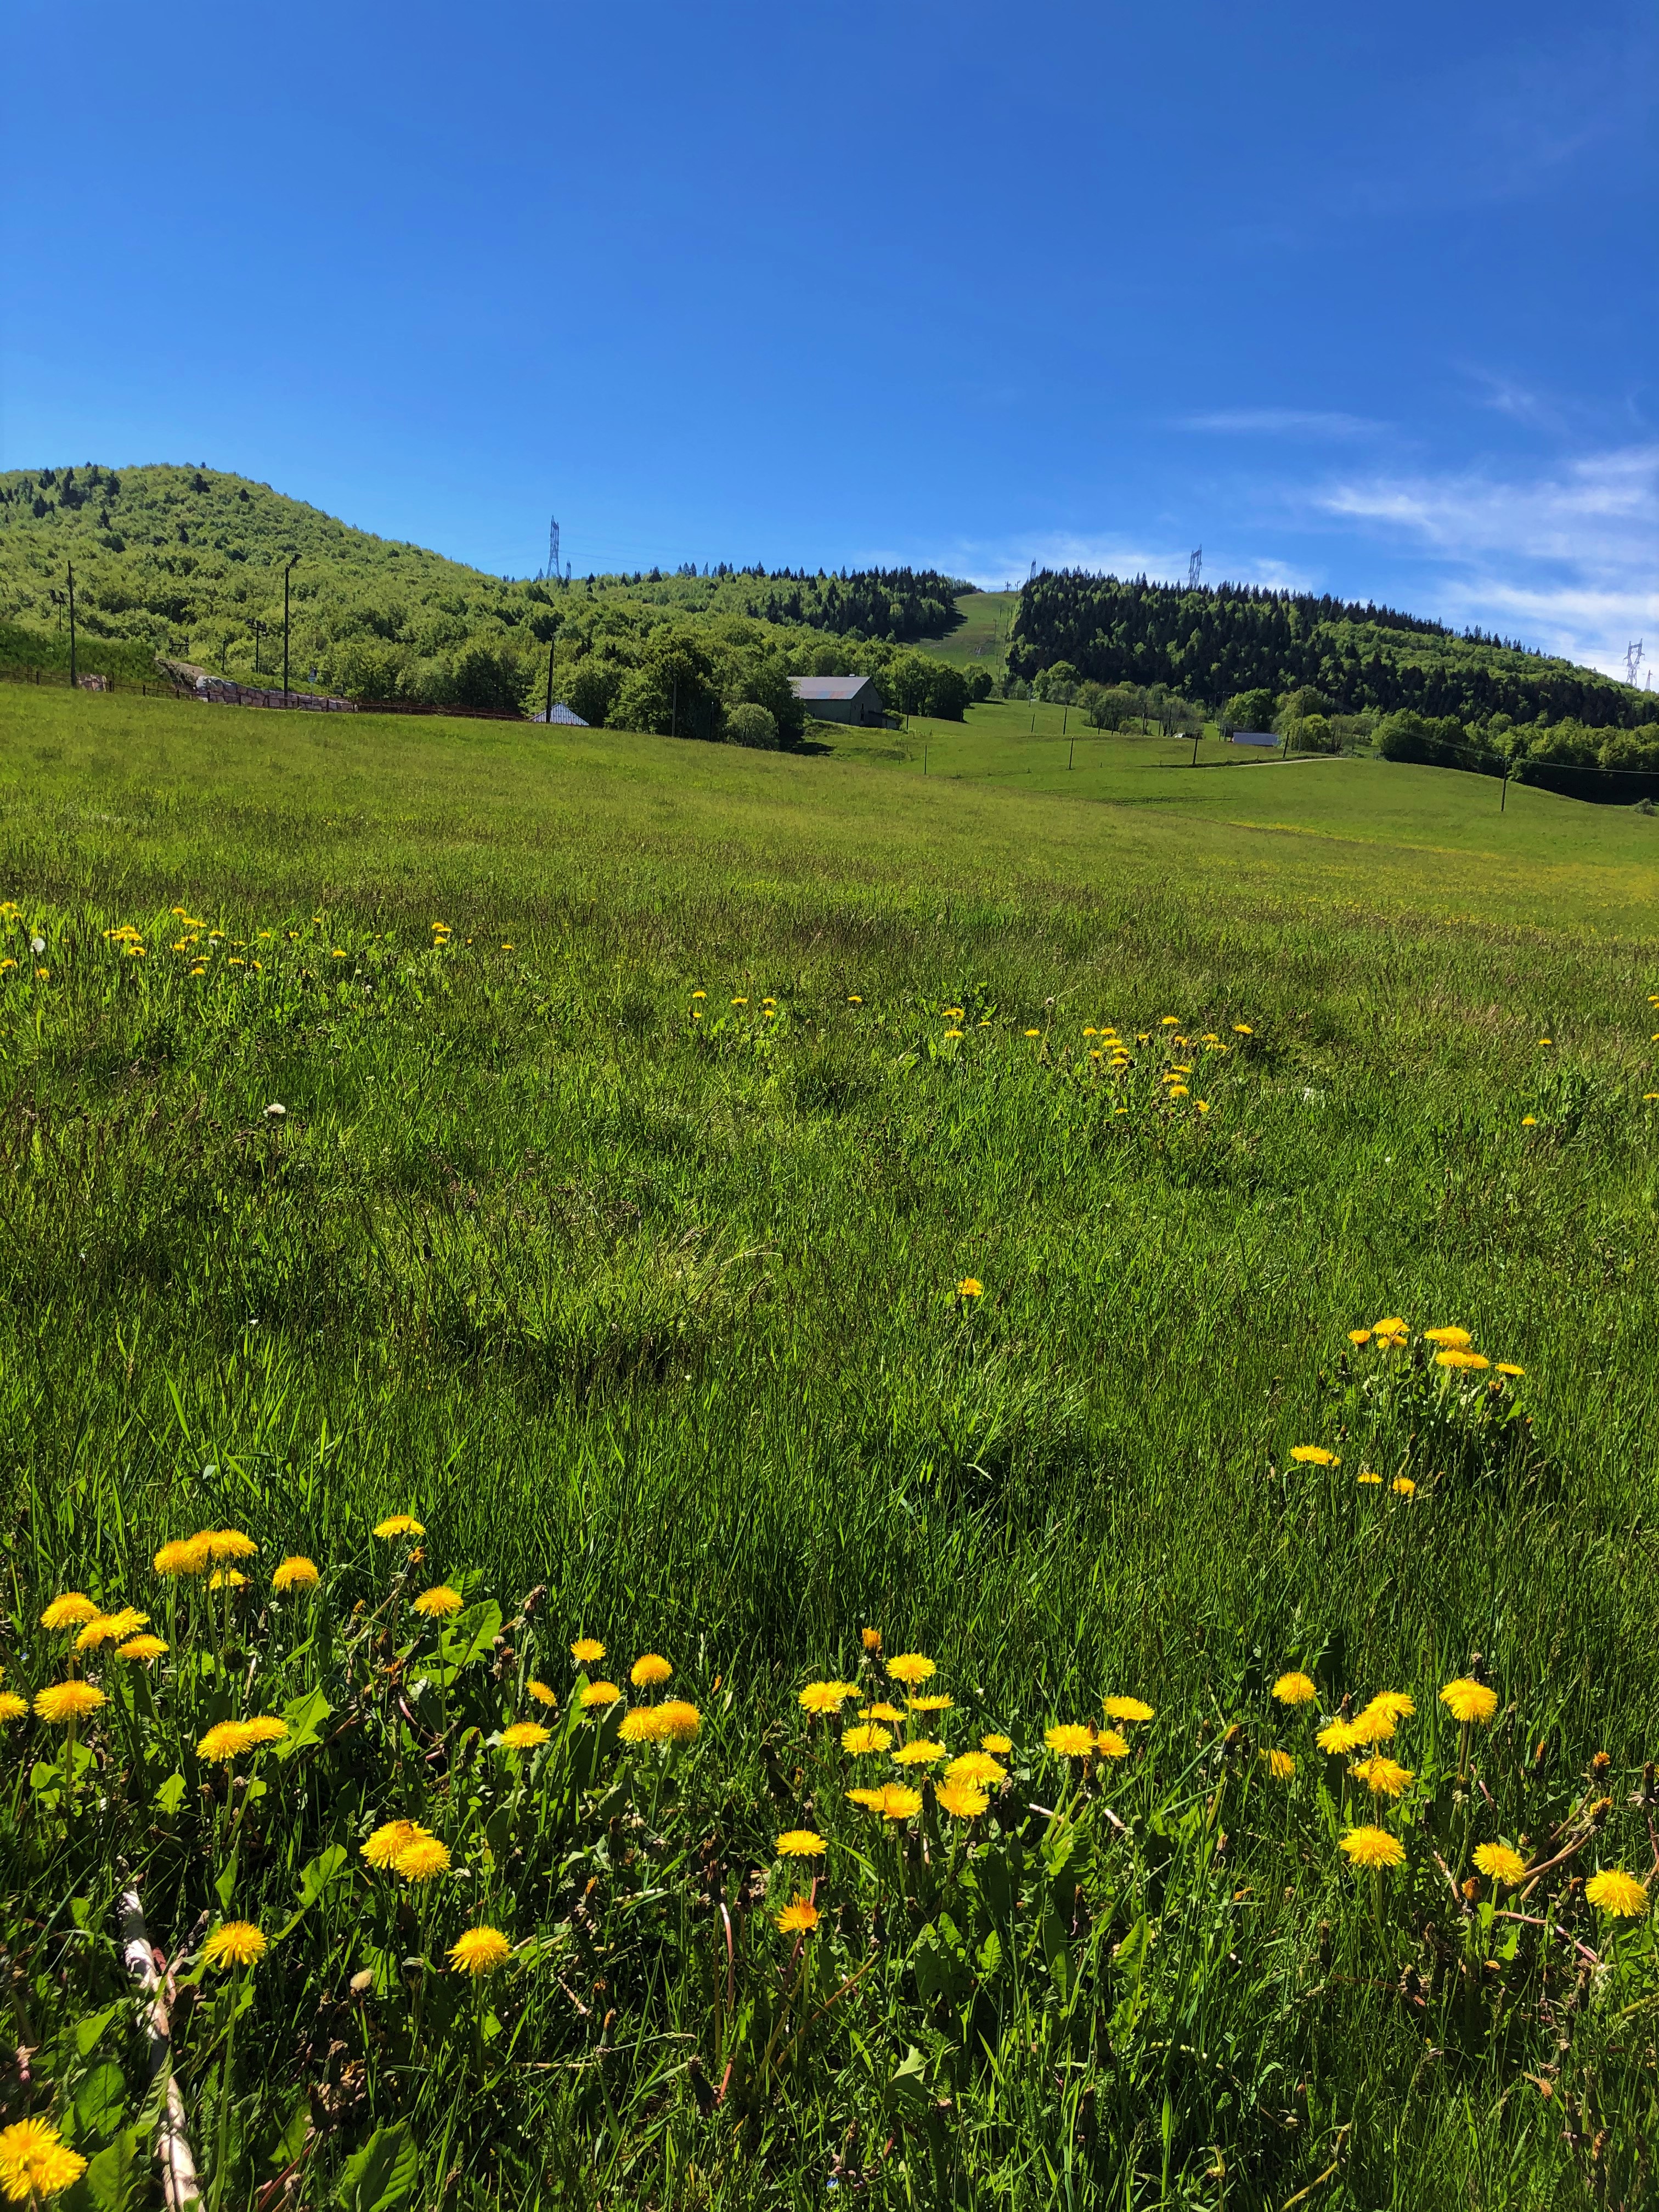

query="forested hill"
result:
[0,463,983,727]
[1011,571,1649,730]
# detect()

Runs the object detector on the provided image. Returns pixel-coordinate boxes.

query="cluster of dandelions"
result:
[1263,1666,1649,1912]
[1345,1317,1525,1383]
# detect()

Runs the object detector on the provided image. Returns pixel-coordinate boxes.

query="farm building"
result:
[788,674,886,726]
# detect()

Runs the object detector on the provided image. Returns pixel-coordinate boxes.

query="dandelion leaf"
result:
[337,2120,419,2212]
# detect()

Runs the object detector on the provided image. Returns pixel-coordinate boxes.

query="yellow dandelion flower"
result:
[1289,1445,1340,1467]
[1473,1843,1527,1887]
[864,1702,906,1724]
[777,1899,820,1934]
[273,1557,319,1592]
[1046,1723,1097,1758]
[776,1830,826,1858]
[943,1029,963,1040]
[879,1784,924,1821]
[1317,1719,1362,1756]
[1233,1023,1252,1035]
[116,1635,167,1663]
[205,1530,257,1562]
[34,1680,106,1724]
[886,1654,936,1685]
[0,2118,89,2202]
[618,1707,666,1743]
[1422,1325,1472,1348]
[1166,1084,1189,1099]
[1024,1028,1041,1037]
[527,1680,557,1707]
[1102,1696,1154,1723]
[449,1925,513,1976]
[1340,1825,1406,1870]
[1272,1672,1317,1706]
[656,1699,701,1741]
[0,1693,27,1722]
[842,1723,891,1754]
[936,1779,989,1818]
[363,1818,430,1868]
[1348,1705,1397,1746]
[1496,1362,1526,1378]
[956,1278,983,1297]
[571,1637,605,1664]
[1441,1679,1498,1725]
[208,1568,250,1591]
[845,1786,888,1810]
[393,1836,452,1883]
[77,1607,149,1650]
[907,1692,953,1713]
[580,1679,622,1708]
[40,1593,100,1631]
[1351,1756,1413,1799]
[893,1739,946,1767]
[1348,1328,1373,1346]
[1367,1691,1415,1722]
[201,1921,268,1971]
[1095,1728,1130,1759]
[1436,1349,1490,1370]
[1392,1476,1416,1497]
[1372,1315,1407,1335]
[499,1722,551,1752]
[374,1514,425,1538]
[1521,1115,1537,1126]
[413,1585,462,1618]
[154,1537,211,1576]
[630,1654,672,1688]
[861,1626,882,1651]
[799,1680,860,1713]
[981,1732,1013,1755]
[1585,1870,1648,1918]
[1261,1748,1296,1781]
[1356,1470,1383,1486]
[945,1751,1006,1787]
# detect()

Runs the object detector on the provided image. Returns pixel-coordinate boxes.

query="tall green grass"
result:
[2,685,1657,2208]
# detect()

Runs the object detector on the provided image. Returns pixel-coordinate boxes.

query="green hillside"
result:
[3,678,1659,2205]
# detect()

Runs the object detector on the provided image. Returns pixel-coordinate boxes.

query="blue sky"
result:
[4,1,1655,680]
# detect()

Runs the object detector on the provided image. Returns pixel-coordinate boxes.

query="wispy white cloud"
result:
[1313,444,1659,679]
[1181,408,1385,440]
[923,530,1315,597]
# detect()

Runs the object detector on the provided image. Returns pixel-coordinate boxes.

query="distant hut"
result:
[788,675,885,726]
[529,702,589,726]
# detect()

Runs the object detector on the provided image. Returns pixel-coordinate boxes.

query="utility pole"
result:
[252,619,262,675]
[545,638,556,725]
[66,563,77,689]
[282,557,297,705]
[1068,729,1075,771]
[671,673,679,738]
[1500,761,1509,812]
[1190,722,1201,768]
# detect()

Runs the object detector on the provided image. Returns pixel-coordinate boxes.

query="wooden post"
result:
[67,564,77,689]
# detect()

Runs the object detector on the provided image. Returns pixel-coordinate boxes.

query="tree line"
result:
[1009,570,1651,731]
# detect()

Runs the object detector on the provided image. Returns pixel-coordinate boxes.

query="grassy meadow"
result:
[2,681,1658,2211]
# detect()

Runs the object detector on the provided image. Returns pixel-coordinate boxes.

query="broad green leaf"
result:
[215,1848,239,1913]
[153,1772,187,1815]
[338,2119,419,2212]
[275,1843,347,1940]
[74,2005,120,2057]
[74,2059,126,2137]
[274,1684,331,1760]
[77,2129,138,2212]
[439,1599,503,1673]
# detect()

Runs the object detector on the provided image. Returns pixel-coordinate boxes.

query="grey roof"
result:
[788,675,876,700]
[531,702,589,725]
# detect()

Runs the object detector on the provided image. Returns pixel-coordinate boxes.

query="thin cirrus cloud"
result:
[1180,409,1387,440]
[1314,443,1659,679]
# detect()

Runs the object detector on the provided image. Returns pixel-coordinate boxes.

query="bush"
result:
[726,702,778,748]
[1224,687,1275,732]
[451,646,532,715]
